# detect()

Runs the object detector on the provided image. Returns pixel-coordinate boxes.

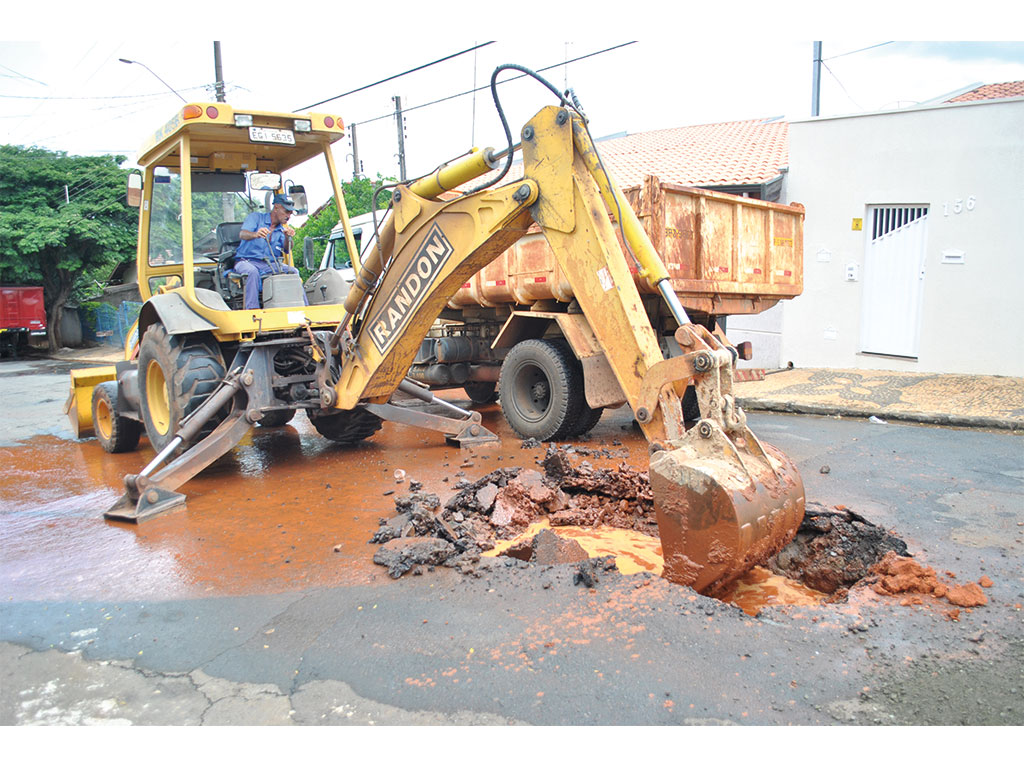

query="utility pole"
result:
[394,95,407,182]
[213,42,226,103]
[811,41,822,117]
[351,123,361,179]
[214,42,232,221]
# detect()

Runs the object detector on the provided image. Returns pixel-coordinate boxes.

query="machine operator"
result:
[235,193,308,310]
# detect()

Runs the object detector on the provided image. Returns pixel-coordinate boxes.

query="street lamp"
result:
[118,58,186,103]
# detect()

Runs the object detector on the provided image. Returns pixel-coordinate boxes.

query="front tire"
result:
[92,381,142,453]
[498,339,583,441]
[137,323,227,453]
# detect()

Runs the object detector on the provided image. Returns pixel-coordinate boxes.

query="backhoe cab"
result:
[68,68,805,595]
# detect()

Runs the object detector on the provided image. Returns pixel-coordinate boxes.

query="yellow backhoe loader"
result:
[68,66,804,594]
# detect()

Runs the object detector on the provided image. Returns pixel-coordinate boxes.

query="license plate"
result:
[248,126,295,145]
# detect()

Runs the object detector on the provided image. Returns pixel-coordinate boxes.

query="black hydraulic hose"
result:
[346,65,583,332]
[464,64,568,196]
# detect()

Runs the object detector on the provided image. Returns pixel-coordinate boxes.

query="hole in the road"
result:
[371,447,991,617]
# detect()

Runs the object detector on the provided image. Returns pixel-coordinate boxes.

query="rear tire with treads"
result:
[138,323,227,453]
[257,408,297,428]
[307,407,383,444]
[567,403,604,437]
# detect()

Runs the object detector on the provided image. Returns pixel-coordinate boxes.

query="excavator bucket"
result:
[649,425,805,595]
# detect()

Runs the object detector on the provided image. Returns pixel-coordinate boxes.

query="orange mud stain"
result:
[482,518,665,576]
[1,400,644,603]
[481,518,827,616]
[715,567,829,616]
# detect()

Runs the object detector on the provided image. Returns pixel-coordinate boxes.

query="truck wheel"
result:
[308,407,383,444]
[463,381,498,404]
[499,339,582,441]
[138,323,227,453]
[91,381,142,453]
[257,409,297,428]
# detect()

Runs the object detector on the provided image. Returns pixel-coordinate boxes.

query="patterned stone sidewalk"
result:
[735,368,1024,430]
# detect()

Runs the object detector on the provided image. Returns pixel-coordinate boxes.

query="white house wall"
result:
[782,98,1024,376]
[728,302,784,370]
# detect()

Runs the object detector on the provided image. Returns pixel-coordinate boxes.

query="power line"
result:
[0,83,212,100]
[820,61,864,111]
[0,62,48,86]
[352,41,637,128]
[296,42,496,112]
[825,42,893,61]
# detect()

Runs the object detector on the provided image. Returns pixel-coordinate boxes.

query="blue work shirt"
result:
[235,211,289,263]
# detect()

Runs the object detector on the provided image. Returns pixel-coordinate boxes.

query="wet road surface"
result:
[2,360,1023,726]
[4,396,630,601]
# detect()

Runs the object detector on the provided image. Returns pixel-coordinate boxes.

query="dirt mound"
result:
[768,502,909,595]
[870,551,990,608]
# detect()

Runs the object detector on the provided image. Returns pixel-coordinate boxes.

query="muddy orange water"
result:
[1,398,824,614]
[1,402,634,601]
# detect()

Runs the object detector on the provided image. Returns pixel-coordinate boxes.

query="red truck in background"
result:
[0,286,46,357]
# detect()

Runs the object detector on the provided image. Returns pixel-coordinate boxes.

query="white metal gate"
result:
[860,205,929,358]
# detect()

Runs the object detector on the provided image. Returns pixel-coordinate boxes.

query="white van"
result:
[303,209,388,305]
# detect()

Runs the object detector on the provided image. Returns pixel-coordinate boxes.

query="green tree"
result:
[0,145,136,350]
[294,175,394,269]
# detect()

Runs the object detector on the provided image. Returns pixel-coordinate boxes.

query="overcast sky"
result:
[3,5,1022,211]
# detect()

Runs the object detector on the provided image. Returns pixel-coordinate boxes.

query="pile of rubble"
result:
[371,447,653,579]
[768,502,910,597]
[369,448,993,614]
[765,503,992,609]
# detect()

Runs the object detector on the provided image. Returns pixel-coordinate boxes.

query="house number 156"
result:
[944,196,976,215]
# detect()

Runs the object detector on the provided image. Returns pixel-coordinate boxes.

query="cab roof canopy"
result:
[137,102,346,175]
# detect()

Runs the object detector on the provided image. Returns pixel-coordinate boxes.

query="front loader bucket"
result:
[649,425,805,595]
[64,366,117,437]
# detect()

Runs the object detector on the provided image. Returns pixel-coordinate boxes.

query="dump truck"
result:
[67,65,804,594]
[0,285,46,357]
[403,176,804,435]
[324,181,805,435]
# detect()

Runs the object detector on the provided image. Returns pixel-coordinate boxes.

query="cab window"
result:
[147,169,256,267]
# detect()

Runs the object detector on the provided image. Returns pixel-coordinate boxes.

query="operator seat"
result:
[212,222,247,309]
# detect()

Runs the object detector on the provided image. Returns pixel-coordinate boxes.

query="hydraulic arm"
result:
[326,103,805,593]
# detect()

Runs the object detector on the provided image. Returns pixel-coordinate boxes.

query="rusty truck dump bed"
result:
[449,175,804,316]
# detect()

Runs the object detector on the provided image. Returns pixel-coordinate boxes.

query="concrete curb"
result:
[737,397,1024,432]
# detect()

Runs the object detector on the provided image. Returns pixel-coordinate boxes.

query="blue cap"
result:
[272,193,295,211]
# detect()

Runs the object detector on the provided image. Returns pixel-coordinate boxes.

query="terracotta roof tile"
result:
[946,81,1024,103]
[460,117,789,192]
[593,118,789,187]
